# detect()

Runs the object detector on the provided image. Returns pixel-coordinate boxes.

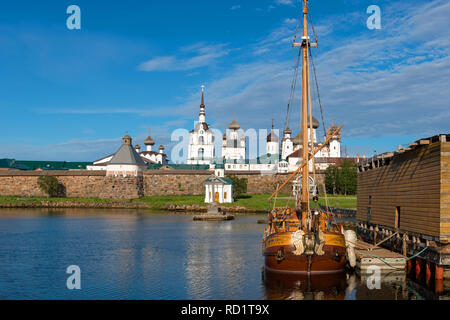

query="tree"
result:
[324,160,357,195]
[337,160,357,195]
[325,165,338,195]
[37,175,60,197]
[225,175,248,199]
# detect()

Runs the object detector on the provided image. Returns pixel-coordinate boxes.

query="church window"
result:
[199,136,204,145]
[198,148,205,159]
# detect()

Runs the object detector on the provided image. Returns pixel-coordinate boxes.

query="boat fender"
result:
[314,230,325,256]
[292,230,305,256]
[344,230,357,268]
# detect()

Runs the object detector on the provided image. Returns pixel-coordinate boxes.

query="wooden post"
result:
[415,258,422,280]
[407,260,413,274]
[426,261,432,283]
[402,234,408,257]
[435,279,444,295]
[435,264,444,280]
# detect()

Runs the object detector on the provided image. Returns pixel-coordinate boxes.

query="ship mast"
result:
[300,0,310,216]
[268,0,342,204]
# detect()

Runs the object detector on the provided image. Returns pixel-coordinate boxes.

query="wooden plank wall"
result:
[357,142,441,238]
[441,142,450,242]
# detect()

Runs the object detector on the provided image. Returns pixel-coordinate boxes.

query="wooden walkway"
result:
[354,240,406,272]
[193,214,235,221]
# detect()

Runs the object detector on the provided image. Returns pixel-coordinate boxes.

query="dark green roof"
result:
[204,176,233,185]
[147,164,210,170]
[210,154,280,165]
[0,159,92,171]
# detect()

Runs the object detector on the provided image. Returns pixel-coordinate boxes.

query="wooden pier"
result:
[193,204,235,221]
[193,214,235,221]
[354,240,406,272]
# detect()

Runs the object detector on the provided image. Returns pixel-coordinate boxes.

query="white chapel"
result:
[187,86,215,165]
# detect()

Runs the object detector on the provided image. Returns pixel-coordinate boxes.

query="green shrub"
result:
[225,175,248,199]
[37,175,60,197]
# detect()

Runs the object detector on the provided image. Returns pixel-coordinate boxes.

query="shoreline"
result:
[0,193,357,214]
[0,199,269,214]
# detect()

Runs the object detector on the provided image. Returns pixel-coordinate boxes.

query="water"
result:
[0,208,445,300]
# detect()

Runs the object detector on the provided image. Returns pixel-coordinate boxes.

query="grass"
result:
[0,193,357,210]
[135,195,205,207]
[0,196,127,205]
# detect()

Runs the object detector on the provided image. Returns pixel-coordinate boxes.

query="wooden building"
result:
[356,134,450,270]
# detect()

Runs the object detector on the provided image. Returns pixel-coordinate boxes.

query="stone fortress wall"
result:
[0,170,325,199]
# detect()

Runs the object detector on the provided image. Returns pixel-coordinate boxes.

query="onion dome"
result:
[159,145,165,150]
[283,127,292,135]
[135,144,141,150]
[327,124,341,137]
[223,133,227,140]
[228,119,240,130]
[292,133,303,145]
[144,135,155,146]
[308,116,320,129]
[122,134,132,146]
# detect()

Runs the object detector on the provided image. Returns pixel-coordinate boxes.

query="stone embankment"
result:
[0,200,269,214]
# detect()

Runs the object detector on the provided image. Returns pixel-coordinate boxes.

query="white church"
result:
[281,118,341,172]
[222,119,246,161]
[187,86,215,165]
[186,86,342,173]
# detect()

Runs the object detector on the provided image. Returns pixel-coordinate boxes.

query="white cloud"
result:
[25,0,450,160]
[275,0,294,6]
[230,5,241,10]
[167,0,450,142]
[138,43,230,72]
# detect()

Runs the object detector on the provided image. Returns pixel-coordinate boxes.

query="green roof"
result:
[204,176,234,185]
[147,164,211,170]
[0,159,15,169]
[0,159,92,171]
[210,154,280,165]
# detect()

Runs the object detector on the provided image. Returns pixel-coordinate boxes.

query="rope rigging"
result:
[284,43,302,132]
[285,0,327,139]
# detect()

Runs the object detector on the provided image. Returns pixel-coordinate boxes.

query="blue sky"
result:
[0,0,449,161]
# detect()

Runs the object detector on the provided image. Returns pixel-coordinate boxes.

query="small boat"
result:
[262,0,355,275]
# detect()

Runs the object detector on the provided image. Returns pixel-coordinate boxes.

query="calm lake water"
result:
[0,208,446,300]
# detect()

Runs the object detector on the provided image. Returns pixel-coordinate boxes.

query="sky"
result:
[0,0,449,162]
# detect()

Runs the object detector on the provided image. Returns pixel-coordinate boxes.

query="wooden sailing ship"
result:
[262,0,351,274]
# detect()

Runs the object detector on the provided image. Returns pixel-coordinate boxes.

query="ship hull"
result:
[263,232,347,274]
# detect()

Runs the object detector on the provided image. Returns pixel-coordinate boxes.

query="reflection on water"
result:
[263,270,347,300]
[0,208,447,300]
[262,269,439,300]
